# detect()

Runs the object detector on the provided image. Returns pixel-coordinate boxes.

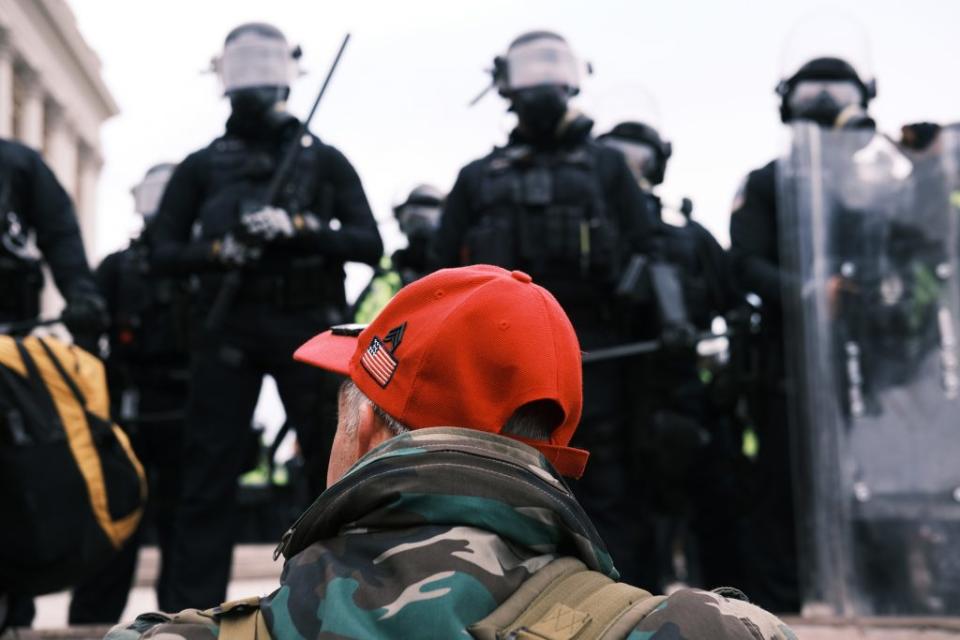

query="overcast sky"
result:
[70,0,960,301]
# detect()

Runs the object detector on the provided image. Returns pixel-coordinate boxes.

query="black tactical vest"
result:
[657,220,725,331]
[465,143,619,289]
[192,130,344,312]
[196,133,329,240]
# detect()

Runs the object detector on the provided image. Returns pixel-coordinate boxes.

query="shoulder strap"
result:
[215,597,270,640]
[35,338,88,408]
[469,558,664,640]
[8,339,63,440]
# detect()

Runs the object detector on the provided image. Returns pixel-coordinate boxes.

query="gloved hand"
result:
[62,291,108,336]
[239,205,296,242]
[211,232,261,267]
[238,201,323,243]
[901,122,942,152]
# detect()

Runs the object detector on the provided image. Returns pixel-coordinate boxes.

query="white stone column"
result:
[76,142,102,260]
[39,102,79,319]
[17,67,45,149]
[0,29,13,138]
[43,101,78,195]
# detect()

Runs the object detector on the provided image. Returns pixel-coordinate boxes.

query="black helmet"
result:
[776,56,875,123]
[598,121,673,186]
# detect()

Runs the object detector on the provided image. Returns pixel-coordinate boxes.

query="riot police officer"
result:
[353,183,443,322]
[0,137,106,338]
[597,121,741,591]
[149,23,382,610]
[728,56,877,612]
[67,163,184,622]
[0,136,105,630]
[432,31,660,588]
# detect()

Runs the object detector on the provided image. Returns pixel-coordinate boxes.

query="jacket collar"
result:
[276,427,615,578]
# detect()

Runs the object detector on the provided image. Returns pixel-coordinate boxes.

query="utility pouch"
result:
[649,262,691,330]
[615,254,652,304]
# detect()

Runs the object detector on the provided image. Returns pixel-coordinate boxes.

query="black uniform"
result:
[0,138,99,325]
[150,113,382,610]
[628,202,747,590]
[0,137,101,630]
[433,121,661,587]
[68,235,191,621]
[728,159,800,612]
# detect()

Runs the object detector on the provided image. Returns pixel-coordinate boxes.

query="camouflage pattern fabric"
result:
[627,589,797,639]
[106,427,794,640]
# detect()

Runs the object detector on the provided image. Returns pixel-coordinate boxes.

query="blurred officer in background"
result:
[148,23,382,610]
[0,136,106,629]
[68,163,185,622]
[353,183,443,322]
[599,121,744,592]
[0,137,106,339]
[432,30,663,588]
[728,55,877,612]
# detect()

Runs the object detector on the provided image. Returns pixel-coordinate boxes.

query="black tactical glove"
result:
[62,291,108,336]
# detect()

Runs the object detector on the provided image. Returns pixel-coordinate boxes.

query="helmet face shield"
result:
[217,31,295,94]
[132,164,175,218]
[397,204,442,238]
[502,37,581,93]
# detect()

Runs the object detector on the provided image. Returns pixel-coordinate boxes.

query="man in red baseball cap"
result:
[296,263,590,482]
[108,265,792,639]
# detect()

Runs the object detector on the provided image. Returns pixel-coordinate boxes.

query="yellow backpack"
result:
[0,335,146,595]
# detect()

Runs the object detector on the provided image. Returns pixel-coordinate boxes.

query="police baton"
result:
[205,33,352,333]
[581,330,729,365]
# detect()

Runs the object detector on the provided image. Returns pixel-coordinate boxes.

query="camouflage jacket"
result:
[107,428,795,640]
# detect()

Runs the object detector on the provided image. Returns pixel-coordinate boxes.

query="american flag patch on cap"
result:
[361,337,399,387]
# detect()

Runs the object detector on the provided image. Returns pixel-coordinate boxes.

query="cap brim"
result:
[511,436,590,480]
[293,329,358,376]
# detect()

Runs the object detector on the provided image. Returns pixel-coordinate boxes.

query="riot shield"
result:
[778,123,960,616]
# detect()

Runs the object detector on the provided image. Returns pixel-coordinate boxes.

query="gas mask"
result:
[229,86,288,122]
[787,80,865,128]
[511,86,570,141]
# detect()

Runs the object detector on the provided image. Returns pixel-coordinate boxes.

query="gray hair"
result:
[339,380,562,442]
[339,379,409,436]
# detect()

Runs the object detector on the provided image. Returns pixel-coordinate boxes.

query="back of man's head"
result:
[295,265,589,479]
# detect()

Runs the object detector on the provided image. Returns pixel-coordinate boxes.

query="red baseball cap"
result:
[294,265,588,478]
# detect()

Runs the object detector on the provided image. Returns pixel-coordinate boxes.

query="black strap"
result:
[35,338,88,409]
[8,339,63,441]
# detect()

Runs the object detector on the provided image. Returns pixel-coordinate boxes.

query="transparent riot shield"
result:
[778,123,960,616]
